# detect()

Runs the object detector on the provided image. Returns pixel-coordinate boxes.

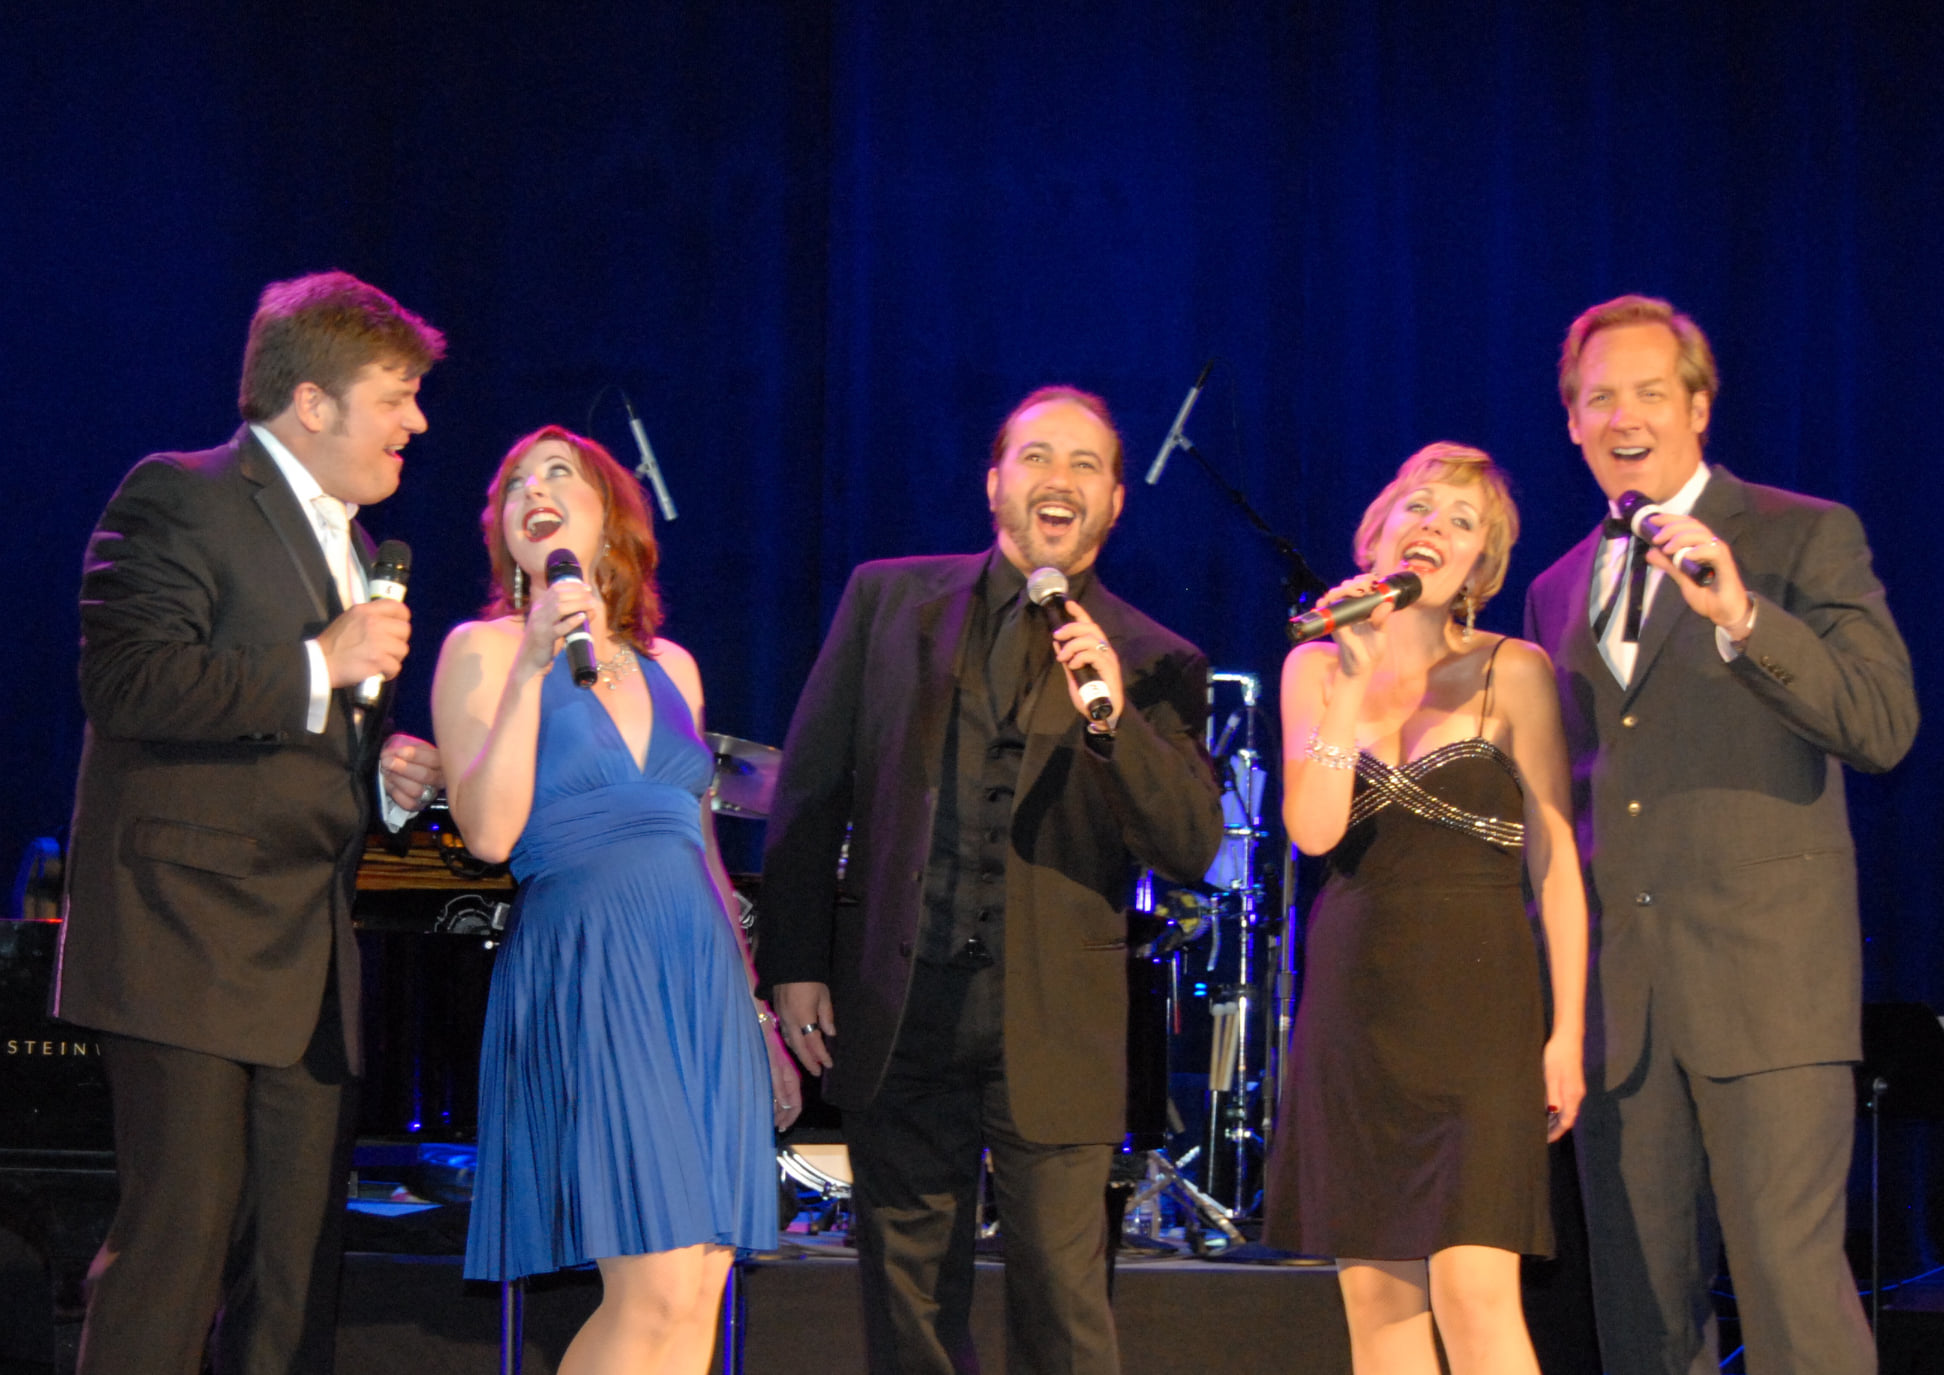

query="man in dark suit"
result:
[758,387,1223,1374]
[1524,295,1918,1373]
[55,271,448,1374]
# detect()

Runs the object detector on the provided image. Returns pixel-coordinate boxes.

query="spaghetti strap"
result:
[1477,636,1509,736]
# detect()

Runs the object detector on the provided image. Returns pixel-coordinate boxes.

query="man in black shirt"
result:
[760,387,1223,1374]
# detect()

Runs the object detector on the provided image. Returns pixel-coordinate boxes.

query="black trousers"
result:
[77,983,358,1375]
[845,960,1119,1375]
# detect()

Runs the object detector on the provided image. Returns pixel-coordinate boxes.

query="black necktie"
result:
[1592,523,1650,645]
[987,591,1030,722]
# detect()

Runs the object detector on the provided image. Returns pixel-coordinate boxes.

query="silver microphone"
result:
[1025,566,1116,721]
[355,540,411,707]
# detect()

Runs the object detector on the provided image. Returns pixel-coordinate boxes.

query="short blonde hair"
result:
[1558,294,1719,411]
[1353,442,1520,614]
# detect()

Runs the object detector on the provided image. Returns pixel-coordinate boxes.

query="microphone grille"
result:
[1388,571,1424,609]
[545,548,584,584]
[1025,566,1069,606]
[1615,490,1653,523]
[372,539,412,578]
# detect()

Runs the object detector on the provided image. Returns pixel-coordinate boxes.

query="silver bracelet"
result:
[1305,730,1360,772]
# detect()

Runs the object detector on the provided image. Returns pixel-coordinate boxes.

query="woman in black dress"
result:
[1263,443,1587,1375]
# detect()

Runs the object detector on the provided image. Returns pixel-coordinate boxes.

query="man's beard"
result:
[992,498,1112,571]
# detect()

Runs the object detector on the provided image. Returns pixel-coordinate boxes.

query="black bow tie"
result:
[1603,515,1635,539]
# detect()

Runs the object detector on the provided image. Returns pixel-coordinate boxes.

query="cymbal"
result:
[705,732,783,819]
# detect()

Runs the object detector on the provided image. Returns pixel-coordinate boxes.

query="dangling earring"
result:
[1457,587,1475,642]
[512,565,528,611]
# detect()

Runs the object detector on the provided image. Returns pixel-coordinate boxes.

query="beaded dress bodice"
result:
[1327,739,1525,889]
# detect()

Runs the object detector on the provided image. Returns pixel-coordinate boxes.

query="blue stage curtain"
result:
[5,0,1940,1258]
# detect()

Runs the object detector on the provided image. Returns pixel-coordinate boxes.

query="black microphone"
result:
[544,549,600,688]
[1616,490,1718,586]
[1025,566,1117,721]
[1145,359,1214,486]
[355,540,411,707]
[1286,572,1423,645]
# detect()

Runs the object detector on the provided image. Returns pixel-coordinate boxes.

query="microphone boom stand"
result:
[1156,436,1329,625]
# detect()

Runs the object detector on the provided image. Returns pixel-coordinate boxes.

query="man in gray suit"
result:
[1524,294,1917,1373]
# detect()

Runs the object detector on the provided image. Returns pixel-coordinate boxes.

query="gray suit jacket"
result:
[56,428,382,1069]
[758,553,1224,1143]
[1524,465,1917,1083]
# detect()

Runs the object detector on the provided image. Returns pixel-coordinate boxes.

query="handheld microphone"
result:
[1025,566,1117,721]
[621,392,678,521]
[1286,572,1423,645]
[355,540,412,707]
[1145,359,1214,486]
[544,549,601,688]
[1616,490,1718,586]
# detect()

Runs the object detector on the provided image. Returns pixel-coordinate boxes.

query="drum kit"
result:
[709,667,1293,1255]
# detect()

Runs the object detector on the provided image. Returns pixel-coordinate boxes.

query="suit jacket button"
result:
[1635,892,1654,906]
[1626,800,1642,816]
[910,869,922,883]
[1620,714,1638,729]
[898,939,913,957]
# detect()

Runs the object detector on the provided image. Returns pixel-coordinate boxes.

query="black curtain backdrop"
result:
[5,0,1940,1249]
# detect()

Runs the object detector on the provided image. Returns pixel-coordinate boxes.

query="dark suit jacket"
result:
[1524,465,1917,1083]
[55,427,385,1069]
[758,553,1224,1144]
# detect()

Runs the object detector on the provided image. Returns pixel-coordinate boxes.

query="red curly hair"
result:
[480,425,663,653]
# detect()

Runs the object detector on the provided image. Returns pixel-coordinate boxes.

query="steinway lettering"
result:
[6,1037,100,1056]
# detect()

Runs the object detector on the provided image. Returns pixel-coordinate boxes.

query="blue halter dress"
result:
[464,651,776,1280]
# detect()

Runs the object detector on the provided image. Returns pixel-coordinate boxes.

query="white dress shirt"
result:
[251,424,365,733]
[1586,463,1746,685]
[250,424,412,831]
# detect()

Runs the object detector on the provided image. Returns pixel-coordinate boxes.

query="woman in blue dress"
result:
[1262,443,1588,1375]
[433,425,799,1373]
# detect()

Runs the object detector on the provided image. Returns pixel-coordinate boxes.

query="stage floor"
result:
[338,1237,1355,1375]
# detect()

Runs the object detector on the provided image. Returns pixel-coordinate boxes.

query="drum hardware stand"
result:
[498,997,524,1375]
[1124,1149,1246,1252]
[498,1278,524,1375]
[719,1263,749,1374]
[1198,672,1274,1218]
[1140,385,1327,1208]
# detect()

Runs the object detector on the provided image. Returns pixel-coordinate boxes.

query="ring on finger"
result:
[797,1024,818,1036]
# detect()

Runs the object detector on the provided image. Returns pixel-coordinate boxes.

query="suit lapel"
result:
[1552,528,1608,687]
[239,429,338,622]
[349,520,378,579]
[912,558,983,793]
